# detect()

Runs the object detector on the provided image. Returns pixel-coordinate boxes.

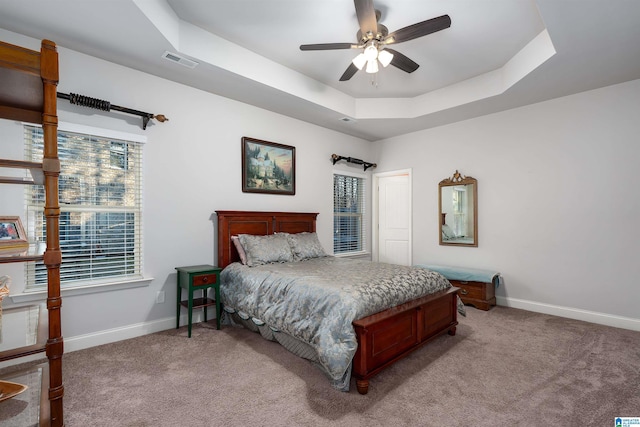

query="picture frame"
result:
[242,137,296,195]
[0,216,29,251]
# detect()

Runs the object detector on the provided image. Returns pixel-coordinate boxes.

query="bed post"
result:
[356,379,370,395]
[448,293,458,336]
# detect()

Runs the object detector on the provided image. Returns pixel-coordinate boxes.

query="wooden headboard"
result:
[215,210,318,268]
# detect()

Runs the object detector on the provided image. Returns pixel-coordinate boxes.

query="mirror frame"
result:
[439,170,478,247]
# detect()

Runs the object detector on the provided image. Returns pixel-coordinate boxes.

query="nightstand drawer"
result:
[193,273,217,286]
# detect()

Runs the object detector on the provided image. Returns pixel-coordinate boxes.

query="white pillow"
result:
[231,235,248,264]
[442,224,456,240]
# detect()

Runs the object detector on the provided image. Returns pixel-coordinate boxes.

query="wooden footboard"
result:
[351,286,459,394]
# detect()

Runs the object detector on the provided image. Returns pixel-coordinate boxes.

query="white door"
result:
[377,172,411,265]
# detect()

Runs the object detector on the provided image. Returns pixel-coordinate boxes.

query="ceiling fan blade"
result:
[354,0,378,37]
[385,15,451,45]
[339,63,359,81]
[385,48,419,73]
[300,43,355,51]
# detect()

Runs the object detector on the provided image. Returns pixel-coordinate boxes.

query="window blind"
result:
[333,173,366,254]
[24,125,143,288]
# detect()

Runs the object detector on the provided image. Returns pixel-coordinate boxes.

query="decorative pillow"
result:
[442,224,456,240]
[287,232,327,261]
[238,233,293,266]
[231,236,248,265]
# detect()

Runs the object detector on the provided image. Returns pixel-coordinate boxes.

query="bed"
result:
[216,210,461,394]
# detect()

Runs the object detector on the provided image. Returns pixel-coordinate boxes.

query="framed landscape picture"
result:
[242,137,295,195]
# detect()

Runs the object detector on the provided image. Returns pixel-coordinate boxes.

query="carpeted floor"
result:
[3,306,639,426]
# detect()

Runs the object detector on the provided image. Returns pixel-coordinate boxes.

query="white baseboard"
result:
[64,317,174,353]
[497,296,640,331]
[64,312,213,353]
[61,299,640,352]
[0,313,207,370]
[3,299,636,371]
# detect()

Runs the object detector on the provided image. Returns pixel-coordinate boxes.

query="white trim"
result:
[372,168,413,263]
[0,313,180,369]
[333,251,371,260]
[3,297,637,371]
[332,170,369,255]
[332,168,367,180]
[64,311,212,353]
[10,277,153,303]
[58,121,147,144]
[496,296,640,331]
[22,122,146,293]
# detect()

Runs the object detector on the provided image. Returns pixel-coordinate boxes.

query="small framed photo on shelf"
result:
[242,137,295,195]
[0,216,29,252]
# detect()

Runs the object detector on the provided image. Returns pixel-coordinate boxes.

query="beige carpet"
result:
[3,306,639,426]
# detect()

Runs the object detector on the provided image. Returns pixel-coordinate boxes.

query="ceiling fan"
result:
[300,0,451,81]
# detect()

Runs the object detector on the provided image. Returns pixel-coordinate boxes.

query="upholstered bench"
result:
[415,264,502,311]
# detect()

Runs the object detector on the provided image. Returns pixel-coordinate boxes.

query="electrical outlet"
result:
[156,290,165,304]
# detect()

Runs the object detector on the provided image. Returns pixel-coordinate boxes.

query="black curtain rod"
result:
[331,153,376,171]
[57,92,168,130]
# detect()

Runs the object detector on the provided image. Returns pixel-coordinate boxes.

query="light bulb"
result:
[352,53,367,70]
[365,59,379,74]
[363,43,378,61]
[378,49,393,67]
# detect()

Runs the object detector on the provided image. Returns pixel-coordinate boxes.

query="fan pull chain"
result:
[370,72,378,87]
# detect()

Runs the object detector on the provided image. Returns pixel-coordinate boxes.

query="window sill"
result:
[333,251,371,259]
[10,277,154,304]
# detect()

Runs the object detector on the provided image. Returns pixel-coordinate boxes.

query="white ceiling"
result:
[0,0,639,141]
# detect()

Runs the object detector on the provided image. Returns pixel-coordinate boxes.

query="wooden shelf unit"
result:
[0,363,50,427]
[0,304,48,362]
[0,158,45,184]
[0,38,63,426]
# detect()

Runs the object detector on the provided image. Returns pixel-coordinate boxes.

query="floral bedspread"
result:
[220,257,459,388]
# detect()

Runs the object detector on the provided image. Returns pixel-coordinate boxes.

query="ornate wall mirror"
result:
[439,170,478,247]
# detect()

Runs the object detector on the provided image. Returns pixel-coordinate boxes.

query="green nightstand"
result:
[175,264,222,337]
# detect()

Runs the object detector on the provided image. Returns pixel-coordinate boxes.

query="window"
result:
[333,173,366,255]
[452,186,467,237]
[24,124,144,289]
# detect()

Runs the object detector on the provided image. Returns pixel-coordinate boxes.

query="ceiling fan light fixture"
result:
[300,5,451,82]
[378,49,393,67]
[365,59,379,74]
[352,53,367,70]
